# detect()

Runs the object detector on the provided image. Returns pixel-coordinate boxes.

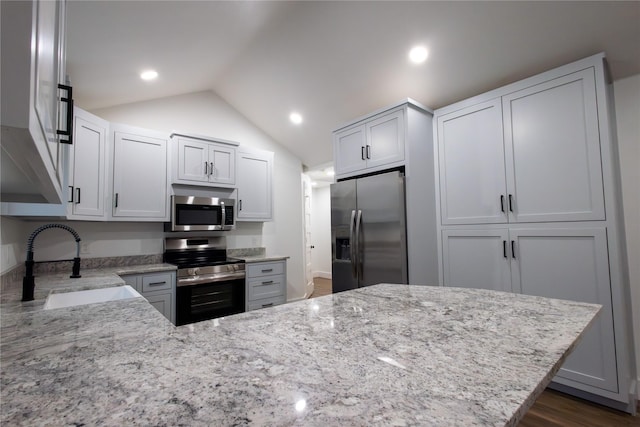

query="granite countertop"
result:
[235,255,290,263]
[0,282,600,426]
[0,263,177,304]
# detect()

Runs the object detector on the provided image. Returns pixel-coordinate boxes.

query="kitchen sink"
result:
[43,285,142,310]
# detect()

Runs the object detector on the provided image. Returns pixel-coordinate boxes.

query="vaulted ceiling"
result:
[66,1,640,169]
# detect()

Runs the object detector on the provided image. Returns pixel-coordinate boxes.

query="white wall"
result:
[11,221,164,262]
[92,90,305,300]
[613,74,640,383]
[1,216,26,274]
[311,185,332,278]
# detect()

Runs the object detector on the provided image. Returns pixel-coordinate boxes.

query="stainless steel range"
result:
[164,236,245,326]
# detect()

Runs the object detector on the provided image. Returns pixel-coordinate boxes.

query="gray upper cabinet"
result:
[437,99,507,225]
[1,0,69,204]
[67,107,108,220]
[334,108,405,179]
[236,148,274,221]
[438,68,605,225]
[503,69,605,223]
[172,133,237,188]
[111,124,169,221]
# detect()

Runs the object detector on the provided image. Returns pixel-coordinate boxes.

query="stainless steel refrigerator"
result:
[331,170,408,293]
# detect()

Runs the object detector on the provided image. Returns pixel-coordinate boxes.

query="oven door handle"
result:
[177,271,246,287]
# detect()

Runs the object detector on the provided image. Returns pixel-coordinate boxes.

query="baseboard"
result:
[313,271,332,279]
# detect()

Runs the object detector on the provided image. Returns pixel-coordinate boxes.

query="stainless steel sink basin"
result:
[43,285,142,310]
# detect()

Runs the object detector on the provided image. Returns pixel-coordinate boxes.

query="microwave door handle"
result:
[221,204,226,228]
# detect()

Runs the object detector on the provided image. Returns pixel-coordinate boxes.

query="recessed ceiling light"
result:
[140,70,158,81]
[289,112,303,125]
[408,46,429,64]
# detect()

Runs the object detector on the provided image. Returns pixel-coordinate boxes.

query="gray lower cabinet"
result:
[246,260,287,311]
[121,271,176,324]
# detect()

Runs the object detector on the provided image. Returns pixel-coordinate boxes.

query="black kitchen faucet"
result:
[22,224,82,302]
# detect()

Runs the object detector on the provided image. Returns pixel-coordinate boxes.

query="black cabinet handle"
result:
[239,199,242,211]
[210,162,214,176]
[115,193,119,208]
[76,188,81,204]
[508,194,514,212]
[503,240,507,258]
[148,281,166,286]
[361,146,365,160]
[261,268,273,273]
[204,162,208,175]
[57,84,73,145]
[261,280,274,285]
[366,145,371,159]
[500,195,505,213]
[68,186,74,203]
[511,240,516,259]
[261,302,274,308]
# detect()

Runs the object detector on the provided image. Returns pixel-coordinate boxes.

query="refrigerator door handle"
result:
[350,210,357,278]
[355,209,363,281]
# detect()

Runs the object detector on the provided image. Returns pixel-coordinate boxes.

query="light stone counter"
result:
[0,283,600,426]
[0,263,177,304]
[234,255,290,263]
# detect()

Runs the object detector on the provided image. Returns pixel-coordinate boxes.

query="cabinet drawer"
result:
[247,295,286,311]
[141,272,173,293]
[247,261,285,277]
[248,275,285,301]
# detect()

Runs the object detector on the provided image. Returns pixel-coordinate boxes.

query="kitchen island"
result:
[1,280,599,426]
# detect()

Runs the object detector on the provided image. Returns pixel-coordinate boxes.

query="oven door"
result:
[176,278,245,326]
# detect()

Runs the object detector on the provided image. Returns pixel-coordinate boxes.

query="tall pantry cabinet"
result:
[434,53,636,412]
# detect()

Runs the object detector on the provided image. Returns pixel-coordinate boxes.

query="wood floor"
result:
[309,278,640,426]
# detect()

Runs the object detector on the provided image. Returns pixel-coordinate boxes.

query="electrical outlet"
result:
[80,242,90,254]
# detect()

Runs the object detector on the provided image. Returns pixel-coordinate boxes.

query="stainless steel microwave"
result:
[168,196,235,232]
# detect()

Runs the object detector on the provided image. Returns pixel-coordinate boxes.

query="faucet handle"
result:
[71,257,82,279]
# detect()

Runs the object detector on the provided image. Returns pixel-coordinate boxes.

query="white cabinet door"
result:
[0,0,68,204]
[209,144,235,186]
[503,69,605,223]
[67,108,108,219]
[334,124,366,176]
[437,99,507,225]
[173,135,236,187]
[509,227,617,392]
[34,0,60,177]
[366,109,405,169]
[442,229,511,292]
[237,149,273,221]
[112,128,168,219]
[176,138,208,183]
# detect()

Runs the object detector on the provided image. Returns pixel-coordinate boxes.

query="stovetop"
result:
[163,236,244,269]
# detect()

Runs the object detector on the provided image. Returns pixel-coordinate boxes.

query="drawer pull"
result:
[148,281,166,286]
[261,280,274,285]
[261,268,273,273]
[262,302,274,308]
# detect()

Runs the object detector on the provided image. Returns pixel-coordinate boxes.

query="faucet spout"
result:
[22,224,82,302]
